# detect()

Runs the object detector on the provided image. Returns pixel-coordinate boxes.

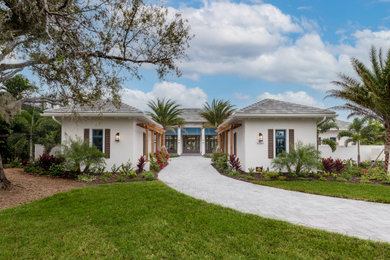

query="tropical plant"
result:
[317,118,338,152]
[328,46,390,172]
[337,117,371,164]
[200,99,235,127]
[229,154,241,171]
[61,138,106,174]
[272,142,320,176]
[361,119,386,145]
[147,98,184,145]
[136,156,146,173]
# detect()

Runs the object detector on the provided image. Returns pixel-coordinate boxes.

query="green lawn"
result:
[1,182,390,259]
[254,180,390,203]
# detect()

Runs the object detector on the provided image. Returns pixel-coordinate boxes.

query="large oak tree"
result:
[0,0,191,189]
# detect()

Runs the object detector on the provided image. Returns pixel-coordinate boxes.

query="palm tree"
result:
[328,46,390,172]
[200,99,235,127]
[146,98,185,146]
[338,117,370,164]
[317,118,339,152]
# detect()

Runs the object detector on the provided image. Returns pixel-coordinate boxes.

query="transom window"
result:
[275,129,286,157]
[92,129,103,152]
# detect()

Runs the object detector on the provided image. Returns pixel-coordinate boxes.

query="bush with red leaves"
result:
[229,154,241,171]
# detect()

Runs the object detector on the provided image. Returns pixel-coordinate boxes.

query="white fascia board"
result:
[42,112,145,118]
[234,113,337,118]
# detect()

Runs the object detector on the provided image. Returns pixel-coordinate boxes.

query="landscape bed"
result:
[1,181,390,259]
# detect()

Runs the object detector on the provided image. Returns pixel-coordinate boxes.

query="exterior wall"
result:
[243,118,317,172]
[177,122,204,155]
[320,130,349,146]
[61,117,140,170]
[319,145,385,162]
[34,144,61,159]
[233,125,245,169]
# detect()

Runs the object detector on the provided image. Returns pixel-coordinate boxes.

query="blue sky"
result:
[24,0,390,120]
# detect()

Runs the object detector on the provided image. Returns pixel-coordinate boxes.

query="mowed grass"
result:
[254,180,390,203]
[1,182,390,259]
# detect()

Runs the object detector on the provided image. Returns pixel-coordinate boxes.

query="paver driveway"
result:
[159,156,390,243]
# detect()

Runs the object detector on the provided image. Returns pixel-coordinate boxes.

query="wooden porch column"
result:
[151,130,154,153]
[217,133,221,152]
[163,133,166,147]
[145,127,149,161]
[230,127,233,156]
[225,131,228,153]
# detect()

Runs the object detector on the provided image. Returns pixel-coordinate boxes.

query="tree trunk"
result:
[385,127,390,173]
[357,140,361,165]
[29,115,34,161]
[0,154,11,190]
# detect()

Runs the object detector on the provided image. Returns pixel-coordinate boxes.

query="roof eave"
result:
[42,112,145,118]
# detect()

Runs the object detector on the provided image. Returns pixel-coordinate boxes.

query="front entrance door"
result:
[183,135,200,153]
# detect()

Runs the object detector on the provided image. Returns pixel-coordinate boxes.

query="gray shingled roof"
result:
[44,101,142,114]
[236,99,336,115]
[335,119,351,130]
[180,108,207,123]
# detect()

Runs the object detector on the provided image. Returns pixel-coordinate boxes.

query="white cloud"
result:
[234,93,250,100]
[171,1,390,92]
[121,81,208,111]
[257,91,325,108]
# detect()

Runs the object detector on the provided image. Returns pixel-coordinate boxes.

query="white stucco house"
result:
[43,103,165,169]
[216,99,336,171]
[43,98,337,171]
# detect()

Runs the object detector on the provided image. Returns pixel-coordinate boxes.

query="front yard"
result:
[1,181,390,259]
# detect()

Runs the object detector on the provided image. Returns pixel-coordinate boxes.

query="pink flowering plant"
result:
[149,148,170,172]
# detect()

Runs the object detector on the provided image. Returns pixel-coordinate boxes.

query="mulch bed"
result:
[0,168,156,211]
[211,164,390,186]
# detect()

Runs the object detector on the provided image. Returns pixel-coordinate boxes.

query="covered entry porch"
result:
[165,127,217,155]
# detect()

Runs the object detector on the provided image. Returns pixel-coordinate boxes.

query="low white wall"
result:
[319,145,385,162]
[34,144,61,159]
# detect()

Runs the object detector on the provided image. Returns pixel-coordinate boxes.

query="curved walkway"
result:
[159,156,390,243]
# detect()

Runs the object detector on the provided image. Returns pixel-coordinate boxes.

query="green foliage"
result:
[226,170,239,176]
[149,149,169,172]
[142,171,155,181]
[212,151,228,171]
[5,158,22,168]
[278,176,287,181]
[117,174,126,182]
[321,138,337,152]
[328,46,390,172]
[248,168,255,176]
[146,98,185,130]
[272,142,320,176]
[336,177,347,182]
[23,165,44,175]
[48,164,66,177]
[261,171,280,180]
[61,138,106,174]
[343,166,363,177]
[3,75,37,99]
[77,174,96,182]
[200,99,235,127]
[169,153,180,158]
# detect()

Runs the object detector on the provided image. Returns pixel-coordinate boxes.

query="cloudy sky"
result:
[23,0,390,119]
[121,0,390,119]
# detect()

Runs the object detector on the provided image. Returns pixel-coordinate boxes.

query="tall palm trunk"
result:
[0,154,11,190]
[357,140,361,165]
[385,127,390,173]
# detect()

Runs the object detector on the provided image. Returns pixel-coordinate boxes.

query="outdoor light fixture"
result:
[115,132,120,142]
[258,133,263,143]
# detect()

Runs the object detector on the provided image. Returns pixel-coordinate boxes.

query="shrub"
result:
[272,142,319,177]
[319,176,327,181]
[136,156,146,173]
[170,153,180,158]
[246,176,255,180]
[229,154,241,171]
[248,168,255,176]
[101,172,112,181]
[39,153,62,171]
[215,156,228,171]
[321,158,345,173]
[278,176,287,181]
[61,138,106,174]
[48,164,66,176]
[343,166,363,177]
[360,178,371,184]
[212,151,227,164]
[312,172,321,179]
[262,171,280,179]
[120,161,132,173]
[117,174,125,182]
[336,177,347,182]
[6,158,22,168]
[77,174,96,182]
[149,148,169,172]
[24,165,44,175]
[227,170,239,176]
[142,171,154,181]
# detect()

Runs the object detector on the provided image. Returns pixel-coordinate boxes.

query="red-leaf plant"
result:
[229,154,241,171]
[137,156,146,173]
